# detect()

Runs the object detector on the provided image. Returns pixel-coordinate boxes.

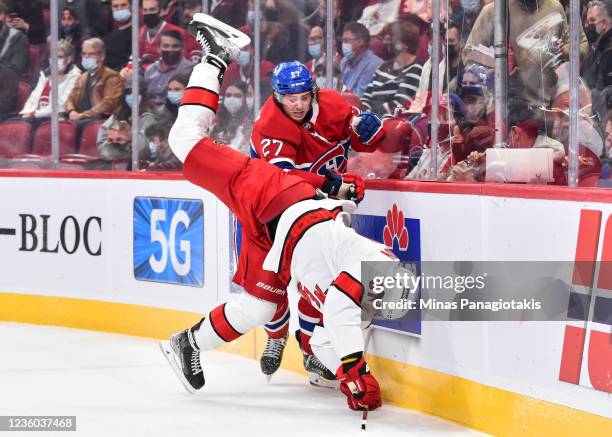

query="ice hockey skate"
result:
[295,331,338,389]
[160,322,205,394]
[260,334,288,376]
[188,12,250,68]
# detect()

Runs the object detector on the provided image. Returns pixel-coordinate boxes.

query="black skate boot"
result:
[159,319,205,394]
[260,334,288,376]
[188,13,249,71]
[295,330,338,389]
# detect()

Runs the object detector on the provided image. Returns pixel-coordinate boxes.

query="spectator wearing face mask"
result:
[104,0,133,71]
[139,0,200,68]
[361,20,423,115]
[211,81,251,155]
[65,38,123,129]
[60,7,83,67]
[96,80,157,161]
[221,43,275,94]
[582,0,612,129]
[340,22,383,97]
[19,39,81,128]
[59,0,105,38]
[97,119,146,162]
[157,71,189,123]
[144,29,193,111]
[142,121,182,170]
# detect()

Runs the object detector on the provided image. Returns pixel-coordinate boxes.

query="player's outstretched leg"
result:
[260,299,289,376]
[160,319,205,394]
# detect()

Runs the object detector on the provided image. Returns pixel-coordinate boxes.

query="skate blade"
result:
[159,340,198,395]
[191,13,251,49]
[308,372,339,389]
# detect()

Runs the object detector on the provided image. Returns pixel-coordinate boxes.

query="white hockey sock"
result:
[168,62,223,162]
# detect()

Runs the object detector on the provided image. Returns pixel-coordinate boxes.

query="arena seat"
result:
[0,120,32,157]
[79,120,105,157]
[31,121,78,155]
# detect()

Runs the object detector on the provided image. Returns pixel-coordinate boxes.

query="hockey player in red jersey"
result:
[251,60,389,380]
[159,13,394,412]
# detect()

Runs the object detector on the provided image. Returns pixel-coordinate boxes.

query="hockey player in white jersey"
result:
[159,13,407,412]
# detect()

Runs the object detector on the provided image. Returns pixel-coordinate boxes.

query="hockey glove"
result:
[321,170,365,203]
[351,112,385,145]
[336,352,382,411]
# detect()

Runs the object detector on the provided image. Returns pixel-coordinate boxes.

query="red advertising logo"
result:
[384,204,409,251]
[558,209,612,392]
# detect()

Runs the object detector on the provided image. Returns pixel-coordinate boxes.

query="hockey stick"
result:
[361,327,374,431]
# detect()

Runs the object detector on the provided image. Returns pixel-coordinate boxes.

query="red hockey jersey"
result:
[250,89,380,187]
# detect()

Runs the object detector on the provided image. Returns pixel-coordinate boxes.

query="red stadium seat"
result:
[79,120,104,157]
[0,120,32,157]
[31,121,78,155]
[17,82,33,113]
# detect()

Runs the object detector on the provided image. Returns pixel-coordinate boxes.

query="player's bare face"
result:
[280,92,313,122]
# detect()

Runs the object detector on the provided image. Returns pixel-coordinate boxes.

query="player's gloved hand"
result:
[341,173,365,203]
[336,352,382,411]
[321,170,365,203]
[351,111,385,145]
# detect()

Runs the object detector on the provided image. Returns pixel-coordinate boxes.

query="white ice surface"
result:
[0,323,485,437]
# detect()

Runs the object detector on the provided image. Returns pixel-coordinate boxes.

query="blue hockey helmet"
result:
[271,61,314,95]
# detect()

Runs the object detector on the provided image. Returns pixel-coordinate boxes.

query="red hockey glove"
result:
[341,173,365,203]
[336,353,382,411]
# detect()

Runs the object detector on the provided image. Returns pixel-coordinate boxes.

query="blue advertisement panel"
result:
[133,197,204,287]
[352,204,421,335]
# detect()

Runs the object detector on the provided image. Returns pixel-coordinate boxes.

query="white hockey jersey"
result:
[262,198,397,359]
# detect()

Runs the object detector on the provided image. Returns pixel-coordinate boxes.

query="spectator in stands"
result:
[97,119,144,161]
[65,38,123,129]
[211,80,251,155]
[361,20,423,115]
[5,0,45,45]
[60,7,84,67]
[222,42,275,93]
[358,0,400,37]
[182,0,202,27]
[104,0,133,71]
[59,0,105,38]
[259,0,309,63]
[161,0,180,25]
[157,71,189,123]
[141,121,182,170]
[19,39,81,127]
[144,29,193,110]
[444,22,466,92]
[139,0,200,68]
[211,0,248,30]
[0,64,18,119]
[451,0,482,42]
[582,0,612,131]
[306,25,326,75]
[96,79,157,161]
[340,22,383,97]
[0,0,29,76]
[464,0,589,108]
[604,111,612,160]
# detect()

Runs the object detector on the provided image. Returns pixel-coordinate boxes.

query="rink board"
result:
[0,171,610,436]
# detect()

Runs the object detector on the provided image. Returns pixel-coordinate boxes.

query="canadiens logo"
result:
[310,142,349,176]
